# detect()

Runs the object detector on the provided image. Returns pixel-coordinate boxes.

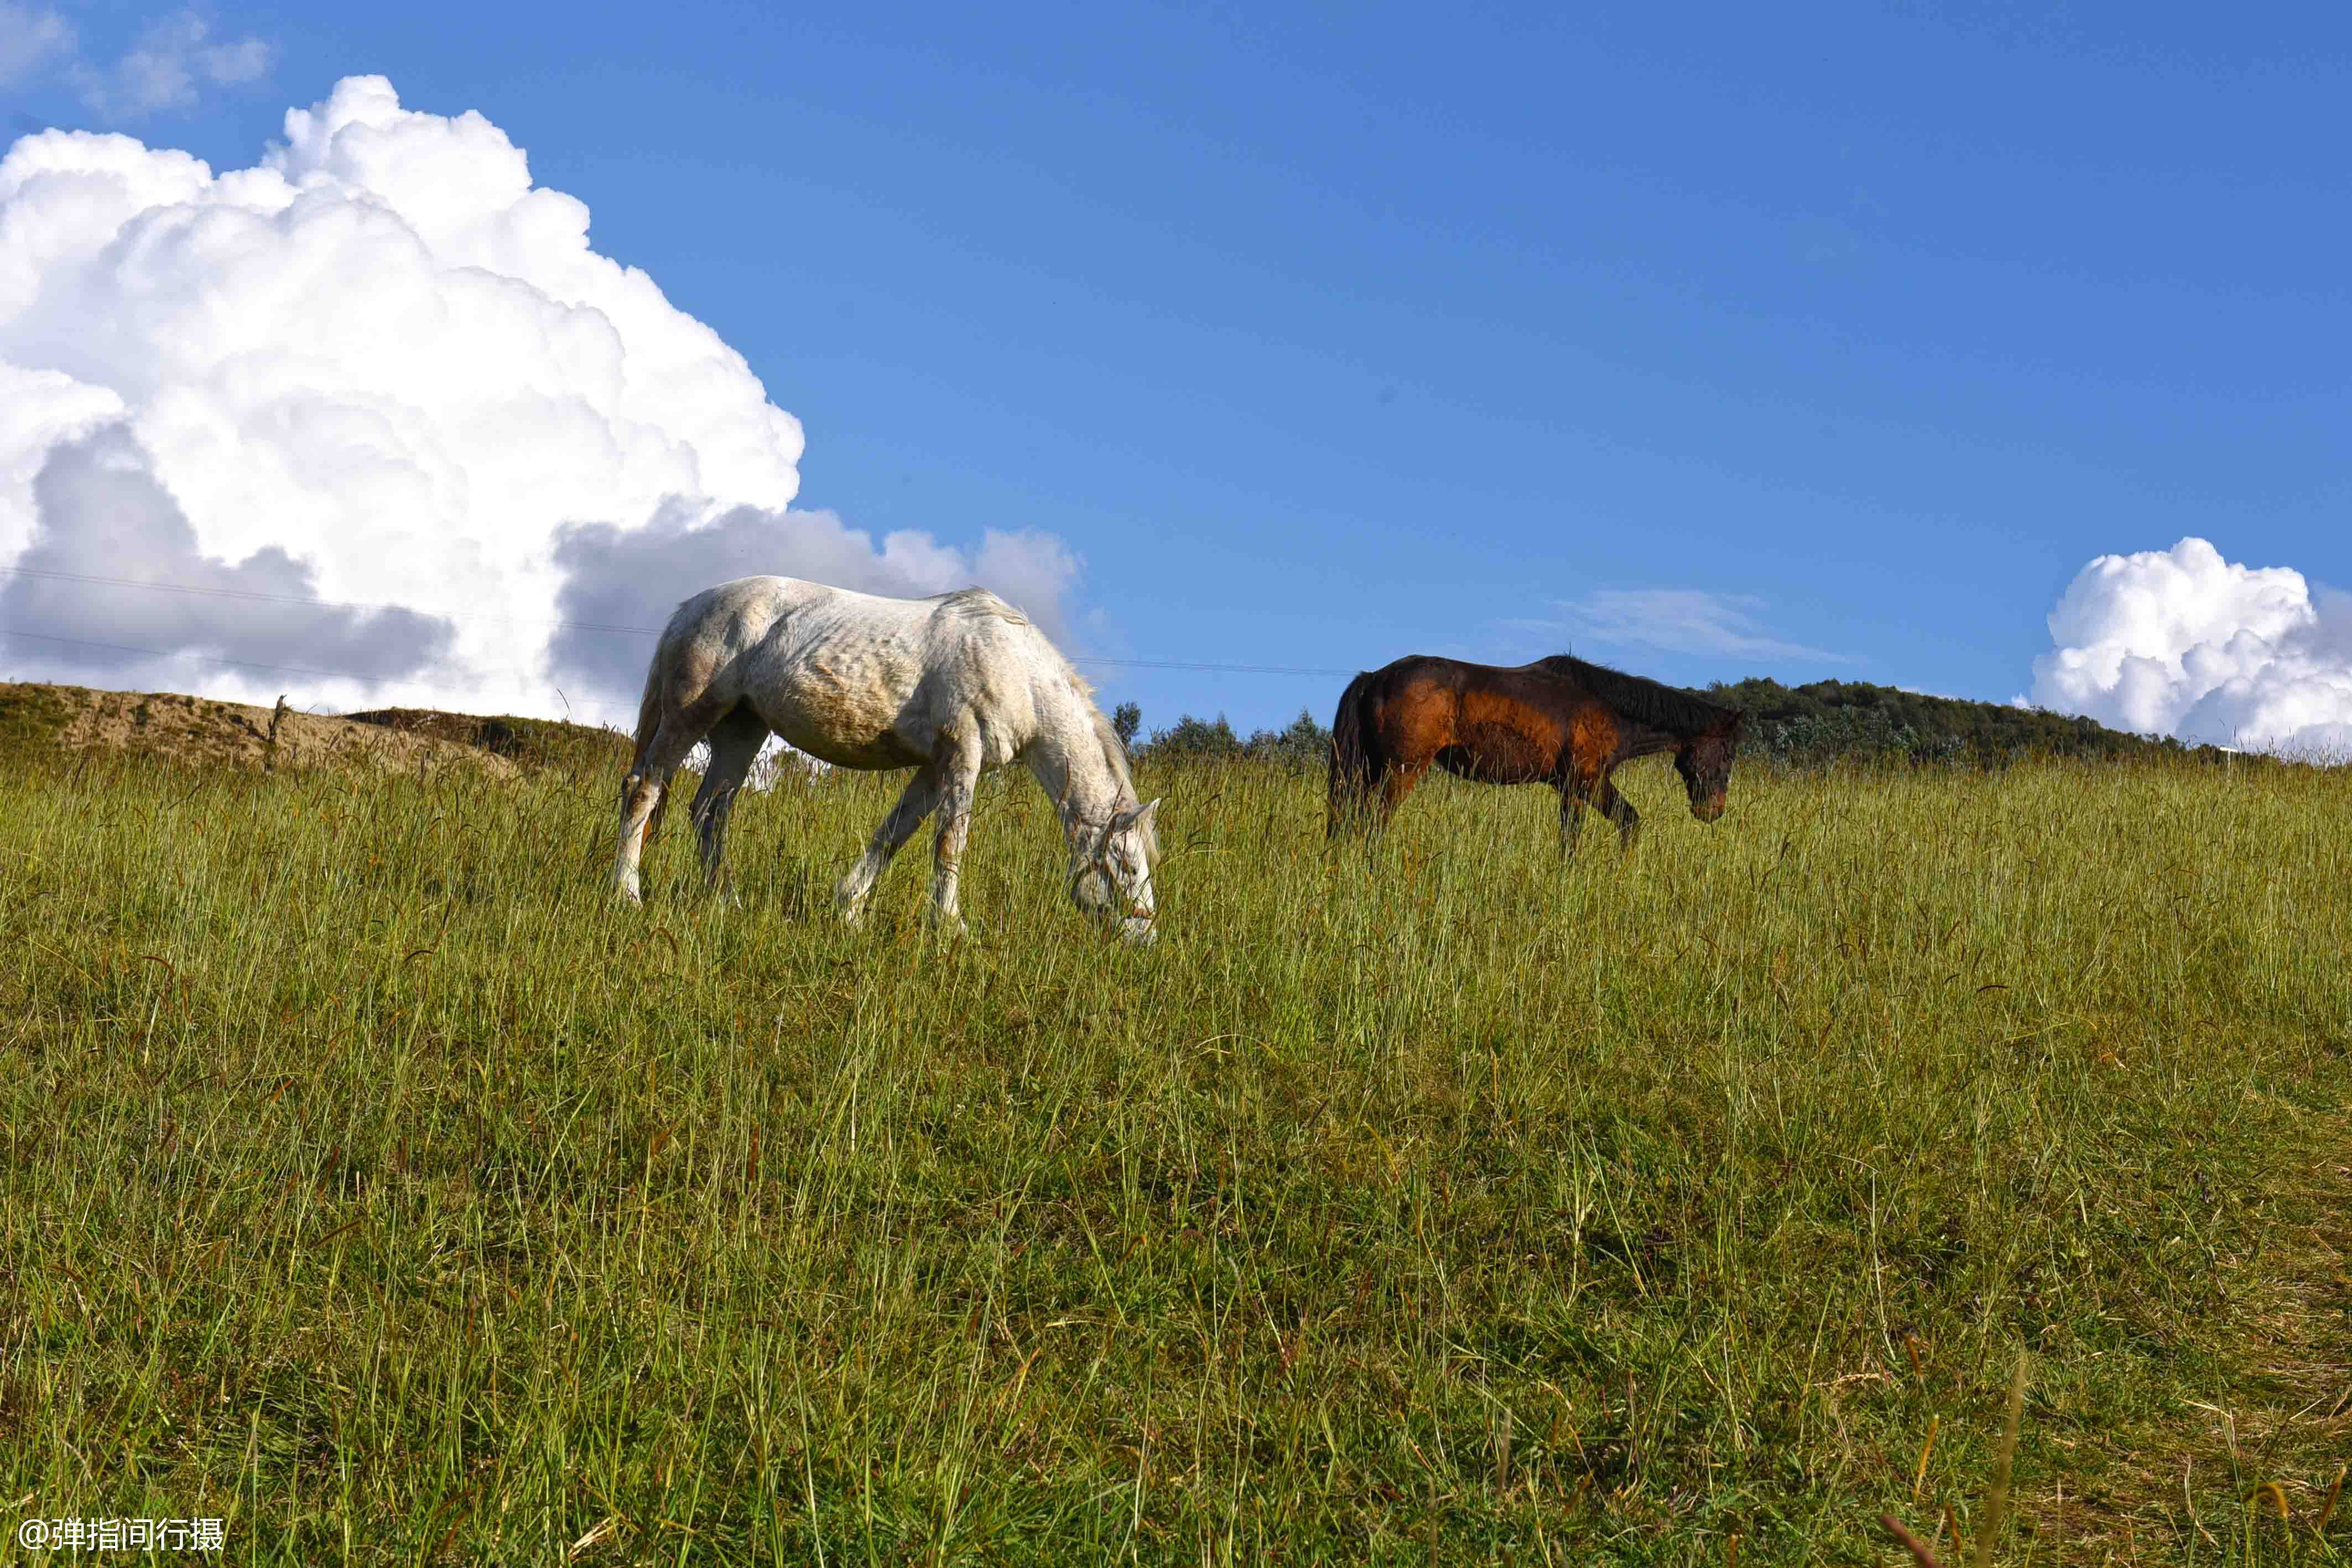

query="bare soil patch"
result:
[0,681,518,778]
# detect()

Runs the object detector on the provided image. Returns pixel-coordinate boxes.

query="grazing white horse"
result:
[614,576,1162,941]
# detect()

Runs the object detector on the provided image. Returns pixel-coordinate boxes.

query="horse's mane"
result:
[930,585,1157,860]
[1079,681,1159,864]
[1533,654,1736,734]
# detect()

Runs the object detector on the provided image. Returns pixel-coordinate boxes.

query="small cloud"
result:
[0,1,74,87]
[70,9,276,118]
[1523,587,1857,665]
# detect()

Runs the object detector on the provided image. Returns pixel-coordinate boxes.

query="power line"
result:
[0,565,1360,678]
[0,565,650,637]
[1072,655,1355,676]
[0,628,514,699]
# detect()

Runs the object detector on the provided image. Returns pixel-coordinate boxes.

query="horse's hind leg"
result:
[1327,743,1375,840]
[616,758,673,906]
[1557,782,1588,856]
[1360,696,1445,848]
[688,706,770,900]
[1328,762,1390,841]
[616,705,730,905]
[834,763,945,925]
[1372,758,1427,838]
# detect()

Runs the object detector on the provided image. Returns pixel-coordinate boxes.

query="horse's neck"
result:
[1023,692,1127,832]
[1620,721,1681,762]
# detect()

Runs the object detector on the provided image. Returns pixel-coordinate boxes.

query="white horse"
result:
[613,576,1162,941]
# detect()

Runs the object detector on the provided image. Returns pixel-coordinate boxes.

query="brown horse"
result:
[1327,654,1744,851]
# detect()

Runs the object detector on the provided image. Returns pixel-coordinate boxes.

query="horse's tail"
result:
[1327,669,1381,838]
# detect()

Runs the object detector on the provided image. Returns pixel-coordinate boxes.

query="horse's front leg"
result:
[835,765,943,924]
[927,740,984,935]
[1593,777,1641,853]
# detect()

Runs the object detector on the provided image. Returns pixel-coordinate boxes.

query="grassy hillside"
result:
[0,744,2345,1563]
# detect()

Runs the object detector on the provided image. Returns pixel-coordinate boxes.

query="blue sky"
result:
[4,1,2347,738]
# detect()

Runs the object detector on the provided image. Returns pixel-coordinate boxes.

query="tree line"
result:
[1705,676,2250,769]
[1115,676,2254,772]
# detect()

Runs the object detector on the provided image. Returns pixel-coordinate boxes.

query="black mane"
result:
[1532,654,1736,736]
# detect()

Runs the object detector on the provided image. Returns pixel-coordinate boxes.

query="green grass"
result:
[0,683,73,753]
[1,746,2346,1564]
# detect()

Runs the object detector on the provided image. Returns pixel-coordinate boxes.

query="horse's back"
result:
[1356,653,1584,713]
[672,575,916,635]
[663,576,1059,770]
[1346,653,1616,783]
[652,578,918,767]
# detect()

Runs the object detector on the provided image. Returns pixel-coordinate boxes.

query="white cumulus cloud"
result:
[0,76,1086,722]
[2026,537,2352,757]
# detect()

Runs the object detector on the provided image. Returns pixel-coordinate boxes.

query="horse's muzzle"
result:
[1694,791,1727,822]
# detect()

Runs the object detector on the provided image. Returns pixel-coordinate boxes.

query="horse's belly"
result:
[780,725,925,769]
[1443,722,1554,784]
[757,650,928,769]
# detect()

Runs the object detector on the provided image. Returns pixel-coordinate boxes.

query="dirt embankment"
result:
[0,683,522,777]
[341,707,631,775]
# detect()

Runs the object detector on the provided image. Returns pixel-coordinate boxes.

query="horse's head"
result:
[1070,797,1162,943]
[1673,712,1743,823]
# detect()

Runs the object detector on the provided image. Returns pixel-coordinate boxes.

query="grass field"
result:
[1,739,2346,1564]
